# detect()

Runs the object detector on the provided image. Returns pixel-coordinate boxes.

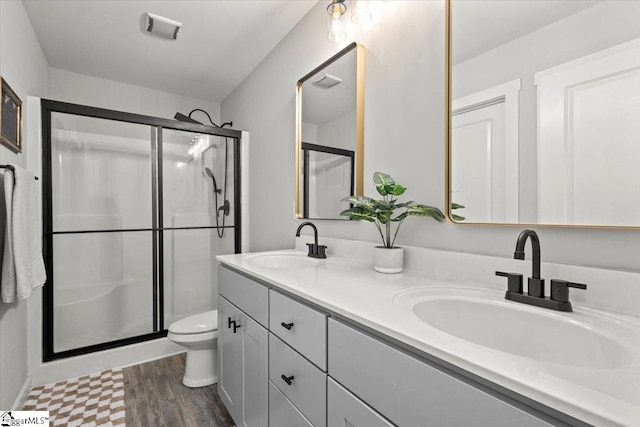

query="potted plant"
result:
[341,172,445,273]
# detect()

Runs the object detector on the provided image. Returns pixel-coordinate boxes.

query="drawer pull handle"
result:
[281,322,294,330]
[227,317,234,329]
[281,374,295,385]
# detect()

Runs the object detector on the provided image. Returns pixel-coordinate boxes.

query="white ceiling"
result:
[451,0,601,64]
[22,0,319,102]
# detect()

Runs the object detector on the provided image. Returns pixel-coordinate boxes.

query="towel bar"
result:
[0,164,39,180]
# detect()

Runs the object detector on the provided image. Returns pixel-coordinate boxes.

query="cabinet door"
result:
[238,310,269,427]
[329,319,556,427]
[218,296,243,423]
[328,378,393,427]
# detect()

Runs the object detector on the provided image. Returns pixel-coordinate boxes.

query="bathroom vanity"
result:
[216,240,640,427]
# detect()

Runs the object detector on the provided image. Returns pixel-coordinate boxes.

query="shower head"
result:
[174,112,203,125]
[205,167,221,194]
[174,109,233,128]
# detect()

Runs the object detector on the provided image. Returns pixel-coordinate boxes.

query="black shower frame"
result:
[41,99,242,362]
[301,142,355,219]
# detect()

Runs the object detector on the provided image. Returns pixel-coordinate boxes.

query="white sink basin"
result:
[247,252,320,269]
[395,287,633,369]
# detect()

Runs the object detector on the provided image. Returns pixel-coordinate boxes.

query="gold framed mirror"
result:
[295,42,365,220]
[446,0,640,228]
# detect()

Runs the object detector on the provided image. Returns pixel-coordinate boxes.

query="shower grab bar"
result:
[0,164,39,180]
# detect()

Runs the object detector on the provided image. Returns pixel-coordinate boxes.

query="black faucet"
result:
[496,229,586,312]
[295,222,327,259]
[514,229,544,297]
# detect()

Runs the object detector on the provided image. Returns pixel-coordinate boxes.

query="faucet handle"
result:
[551,280,587,303]
[496,271,523,294]
[306,243,327,259]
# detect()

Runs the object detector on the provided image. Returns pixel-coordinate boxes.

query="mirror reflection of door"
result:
[449,0,640,227]
[452,80,520,223]
[302,143,354,219]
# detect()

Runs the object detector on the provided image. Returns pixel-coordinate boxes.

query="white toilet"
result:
[167,310,219,388]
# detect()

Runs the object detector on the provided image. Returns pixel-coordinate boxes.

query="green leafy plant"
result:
[340,172,445,248]
[451,202,466,221]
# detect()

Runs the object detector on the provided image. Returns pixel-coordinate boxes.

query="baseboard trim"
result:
[11,375,32,409]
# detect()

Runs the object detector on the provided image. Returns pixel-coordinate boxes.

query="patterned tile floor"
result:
[22,369,125,426]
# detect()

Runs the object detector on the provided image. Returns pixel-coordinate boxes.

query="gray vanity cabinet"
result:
[268,289,328,426]
[327,378,394,427]
[218,268,269,427]
[328,319,555,427]
[217,265,564,427]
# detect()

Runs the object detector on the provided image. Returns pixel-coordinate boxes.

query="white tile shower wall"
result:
[296,236,640,318]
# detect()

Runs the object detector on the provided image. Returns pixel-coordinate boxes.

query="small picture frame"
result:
[0,77,22,153]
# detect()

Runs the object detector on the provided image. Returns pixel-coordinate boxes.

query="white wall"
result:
[222,0,640,271]
[0,0,50,409]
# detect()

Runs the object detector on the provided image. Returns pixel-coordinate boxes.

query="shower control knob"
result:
[281,374,295,385]
[281,322,294,330]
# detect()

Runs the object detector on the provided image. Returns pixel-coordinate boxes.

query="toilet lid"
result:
[169,310,218,334]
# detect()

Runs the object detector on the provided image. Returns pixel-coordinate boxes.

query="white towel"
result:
[1,165,46,303]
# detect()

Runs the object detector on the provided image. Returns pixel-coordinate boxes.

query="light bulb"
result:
[327,0,347,41]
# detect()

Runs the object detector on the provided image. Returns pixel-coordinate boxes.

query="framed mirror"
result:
[295,42,364,220]
[446,0,640,228]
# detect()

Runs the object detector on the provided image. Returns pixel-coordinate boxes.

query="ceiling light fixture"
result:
[350,0,372,25]
[327,0,347,42]
[145,12,182,40]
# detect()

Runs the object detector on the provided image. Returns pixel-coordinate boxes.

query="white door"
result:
[537,39,640,225]
[452,79,520,223]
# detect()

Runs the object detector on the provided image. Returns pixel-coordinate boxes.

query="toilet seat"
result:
[168,310,218,335]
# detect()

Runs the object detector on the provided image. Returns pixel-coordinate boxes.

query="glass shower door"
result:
[161,129,236,326]
[49,112,158,354]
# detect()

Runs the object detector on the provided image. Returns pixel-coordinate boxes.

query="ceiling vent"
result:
[145,13,182,40]
[312,73,343,89]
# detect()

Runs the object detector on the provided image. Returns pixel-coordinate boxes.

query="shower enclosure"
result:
[41,100,241,361]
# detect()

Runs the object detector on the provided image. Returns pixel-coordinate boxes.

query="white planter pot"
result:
[373,246,404,273]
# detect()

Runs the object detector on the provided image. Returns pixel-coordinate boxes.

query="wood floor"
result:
[123,353,235,427]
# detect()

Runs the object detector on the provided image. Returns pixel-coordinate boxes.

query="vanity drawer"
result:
[269,333,326,427]
[327,377,393,427]
[269,380,313,427]
[218,266,268,328]
[328,319,555,427]
[269,290,327,370]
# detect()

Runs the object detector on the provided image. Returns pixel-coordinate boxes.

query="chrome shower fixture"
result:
[174,109,233,129]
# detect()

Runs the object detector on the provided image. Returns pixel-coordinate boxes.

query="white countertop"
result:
[217,246,640,426]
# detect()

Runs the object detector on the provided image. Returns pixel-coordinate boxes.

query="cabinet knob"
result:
[227,317,234,329]
[281,374,295,385]
[232,321,241,333]
[280,322,294,330]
